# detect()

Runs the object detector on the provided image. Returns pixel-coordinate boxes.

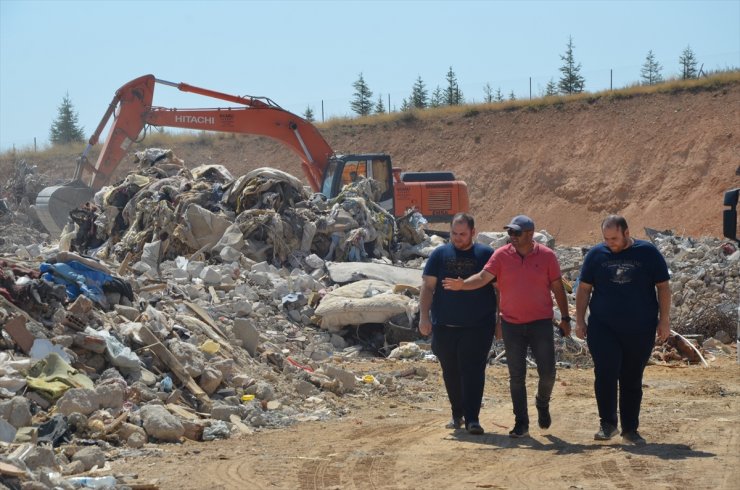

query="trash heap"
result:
[649,230,740,340]
[0,149,737,487]
[59,149,397,270]
[551,229,740,367]
[1,160,52,254]
[0,150,433,488]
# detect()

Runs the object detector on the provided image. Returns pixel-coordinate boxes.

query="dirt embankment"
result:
[4,83,739,245]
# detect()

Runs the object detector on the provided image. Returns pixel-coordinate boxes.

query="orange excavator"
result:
[35,74,469,235]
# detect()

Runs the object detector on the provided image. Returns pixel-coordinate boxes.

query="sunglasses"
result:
[507,229,523,237]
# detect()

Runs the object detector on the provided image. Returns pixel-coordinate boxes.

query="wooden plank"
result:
[184,301,227,339]
[166,403,200,420]
[138,283,168,293]
[117,251,133,275]
[0,461,26,477]
[137,325,210,405]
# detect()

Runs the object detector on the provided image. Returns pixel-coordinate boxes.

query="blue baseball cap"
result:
[504,215,535,232]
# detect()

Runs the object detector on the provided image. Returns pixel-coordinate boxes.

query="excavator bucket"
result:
[35,181,95,236]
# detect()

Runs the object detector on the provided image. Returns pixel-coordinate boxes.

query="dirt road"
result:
[109,354,739,489]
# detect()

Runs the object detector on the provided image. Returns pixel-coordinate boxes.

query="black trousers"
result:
[432,324,495,424]
[501,319,556,425]
[586,323,655,432]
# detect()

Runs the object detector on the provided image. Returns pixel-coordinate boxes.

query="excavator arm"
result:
[36,75,335,234]
[86,75,333,191]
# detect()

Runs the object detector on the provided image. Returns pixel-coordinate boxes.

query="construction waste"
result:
[0,150,737,488]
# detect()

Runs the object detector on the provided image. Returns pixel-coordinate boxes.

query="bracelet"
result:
[561,316,572,322]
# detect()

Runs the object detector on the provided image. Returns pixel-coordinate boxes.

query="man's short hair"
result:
[452,212,475,230]
[601,214,629,232]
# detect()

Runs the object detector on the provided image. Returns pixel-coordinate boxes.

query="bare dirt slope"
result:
[3,82,738,245]
[109,357,740,489]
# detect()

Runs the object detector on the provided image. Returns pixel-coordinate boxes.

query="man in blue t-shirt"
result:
[575,215,671,446]
[419,213,497,435]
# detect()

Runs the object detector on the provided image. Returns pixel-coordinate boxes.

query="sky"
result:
[1,0,738,152]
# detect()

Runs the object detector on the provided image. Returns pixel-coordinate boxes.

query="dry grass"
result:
[321,70,740,129]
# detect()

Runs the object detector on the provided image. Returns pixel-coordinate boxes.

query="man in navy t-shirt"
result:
[576,215,671,446]
[419,213,497,435]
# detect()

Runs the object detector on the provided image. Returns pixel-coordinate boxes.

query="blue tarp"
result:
[40,261,110,306]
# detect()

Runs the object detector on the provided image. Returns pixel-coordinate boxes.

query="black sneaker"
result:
[622,430,647,446]
[537,406,551,429]
[445,417,464,430]
[594,423,619,440]
[508,422,529,438]
[466,421,484,435]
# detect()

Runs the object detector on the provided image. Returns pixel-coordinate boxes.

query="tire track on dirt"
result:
[291,419,460,489]
[297,452,343,490]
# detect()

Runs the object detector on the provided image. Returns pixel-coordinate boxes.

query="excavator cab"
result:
[723,188,739,243]
[322,154,395,211]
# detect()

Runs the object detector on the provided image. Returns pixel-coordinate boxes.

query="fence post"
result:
[321,100,324,123]
[529,77,532,100]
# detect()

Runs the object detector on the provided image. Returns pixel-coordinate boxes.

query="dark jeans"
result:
[431,324,495,424]
[501,319,556,426]
[586,323,655,433]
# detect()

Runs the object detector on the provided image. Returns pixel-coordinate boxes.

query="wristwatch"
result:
[561,316,572,322]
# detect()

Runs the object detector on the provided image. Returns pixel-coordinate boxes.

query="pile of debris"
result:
[53,149,399,270]
[0,149,736,487]
[649,230,739,341]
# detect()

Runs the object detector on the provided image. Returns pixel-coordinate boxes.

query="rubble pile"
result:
[650,231,739,340]
[0,150,736,487]
[0,160,52,255]
[552,231,740,343]
[61,149,399,270]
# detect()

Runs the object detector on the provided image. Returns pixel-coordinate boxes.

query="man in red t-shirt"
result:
[443,215,570,438]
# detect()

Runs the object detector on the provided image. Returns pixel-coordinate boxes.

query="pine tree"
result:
[508,90,516,101]
[350,73,373,116]
[494,87,504,102]
[303,106,315,122]
[430,86,443,108]
[410,76,428,109]
[49,93,85,145]
[640,50,664,85]
[444,66,463,105]
[679,45,699,79]
[374,94,385,114]
[400,98,410,112]
[558,36,586,95]
[483,83,494,103]
[545,78,558,96]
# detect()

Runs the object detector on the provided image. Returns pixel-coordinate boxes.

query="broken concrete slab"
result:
[326,261,422,286]
[233,318,260,357]
[140,404,185,442]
